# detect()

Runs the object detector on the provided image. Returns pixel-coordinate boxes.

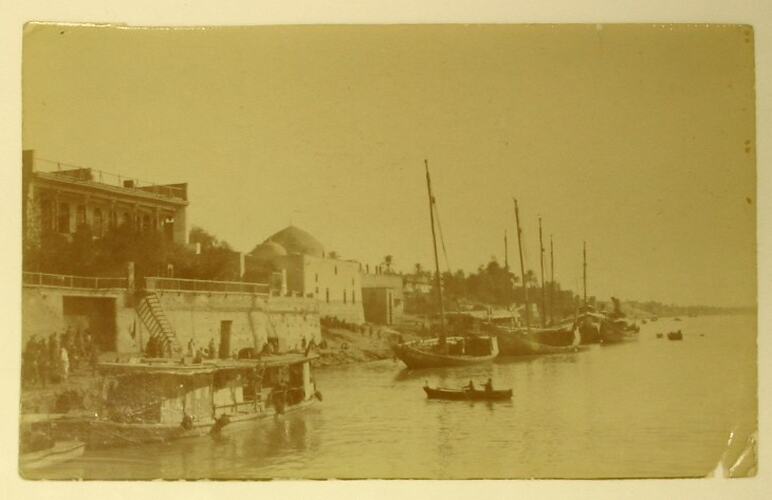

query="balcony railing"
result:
[23,272,128,289]
[145,276,270,296]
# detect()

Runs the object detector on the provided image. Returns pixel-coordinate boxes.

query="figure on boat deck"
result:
[484,378,493,392]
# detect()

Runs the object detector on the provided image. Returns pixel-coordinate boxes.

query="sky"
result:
[21,23,756,307]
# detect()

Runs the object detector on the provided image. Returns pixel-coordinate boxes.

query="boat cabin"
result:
[96,354,318,427]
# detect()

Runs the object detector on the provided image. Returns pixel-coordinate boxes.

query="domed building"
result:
[263,225,325,258]
[244,225,365,324]
[249,239,288,261]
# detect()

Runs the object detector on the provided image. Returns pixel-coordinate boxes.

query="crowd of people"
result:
[22,327,100,387]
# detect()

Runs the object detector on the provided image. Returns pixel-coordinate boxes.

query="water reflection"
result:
[31,315,756,479]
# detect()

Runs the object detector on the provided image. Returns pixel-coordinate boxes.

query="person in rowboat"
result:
[465,380,475,391]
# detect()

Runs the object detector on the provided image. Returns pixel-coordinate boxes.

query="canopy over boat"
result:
[97,353,319,376]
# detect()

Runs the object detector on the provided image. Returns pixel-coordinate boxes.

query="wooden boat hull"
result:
[393,336,499,369]
[423,386,512,401]
[57,398,315,449]
[61,398,317,449]
[20,440,85,472]
[496,329,585,355]
[531,327,576,347]
[667,332,683,341]
[599,323,639,344]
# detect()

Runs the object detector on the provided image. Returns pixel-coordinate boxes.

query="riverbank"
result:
[312,325,418,368]
[19,323,418,416]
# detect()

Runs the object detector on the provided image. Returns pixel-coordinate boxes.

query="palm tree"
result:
[524,269,538,288]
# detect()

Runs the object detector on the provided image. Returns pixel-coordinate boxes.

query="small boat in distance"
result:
[656,333,663,338]
[423,385,513,401]
[667,331,683,341]
[393,160,499,369]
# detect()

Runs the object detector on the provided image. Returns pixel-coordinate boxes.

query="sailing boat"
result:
[392,160,499,369]
[572,242,605,345]
[493,201,583,355]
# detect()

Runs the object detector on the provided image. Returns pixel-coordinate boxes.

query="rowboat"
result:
[423,385,513,401]
[667,331,683,341]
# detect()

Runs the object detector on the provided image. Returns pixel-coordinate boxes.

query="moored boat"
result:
[394,336,499,369]
[63,352,320,449]
[19,414,86,473]
[600,318,640,344]
[20,440,85,472]
[423,385,512,401]
[393,160,501,369]
[667,331,683,341]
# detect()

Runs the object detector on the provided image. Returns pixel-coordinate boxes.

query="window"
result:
[142,214,150,232]
[343,290,347,304]
[315,287,319,295]
[352,290,356,304]
[325,288,329,303]
[41,199,53,231]
[121,212,131,227]
[93,208,103,236]
[57,203,70,233]
[76,205,86,227]
[315,273,319,283]
[334,265,338,275]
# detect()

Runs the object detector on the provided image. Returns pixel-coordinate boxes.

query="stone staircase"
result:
[136,292,180,356]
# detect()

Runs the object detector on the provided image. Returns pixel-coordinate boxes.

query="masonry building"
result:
[22,150,189,248]
[246,225,365,324]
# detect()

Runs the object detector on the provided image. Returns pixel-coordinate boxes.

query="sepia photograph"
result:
[16,21,758,481]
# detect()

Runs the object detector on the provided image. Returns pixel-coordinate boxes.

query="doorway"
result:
[218,320,232,359]
[62,296,117,352]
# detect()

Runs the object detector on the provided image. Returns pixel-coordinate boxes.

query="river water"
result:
[35,314,756,479]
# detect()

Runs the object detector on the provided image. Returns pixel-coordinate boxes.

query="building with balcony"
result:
[22,150,189,247]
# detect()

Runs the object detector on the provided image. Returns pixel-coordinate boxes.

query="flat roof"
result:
[35,171,188,206]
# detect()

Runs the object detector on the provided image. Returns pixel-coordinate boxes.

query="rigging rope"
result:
[432,199,452,275]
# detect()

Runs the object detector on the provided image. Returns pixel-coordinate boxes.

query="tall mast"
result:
[550,235,555,325]
[513,199,530,330]
[538,217,546,327]
[504,230,509,271]
[425,160,446,349]
[583,241,587,308]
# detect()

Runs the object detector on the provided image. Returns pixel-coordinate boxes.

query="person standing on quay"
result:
[59,345,70,382]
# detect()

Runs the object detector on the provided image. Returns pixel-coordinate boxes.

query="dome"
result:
[264,225,325,258]
[249,239,288,260]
